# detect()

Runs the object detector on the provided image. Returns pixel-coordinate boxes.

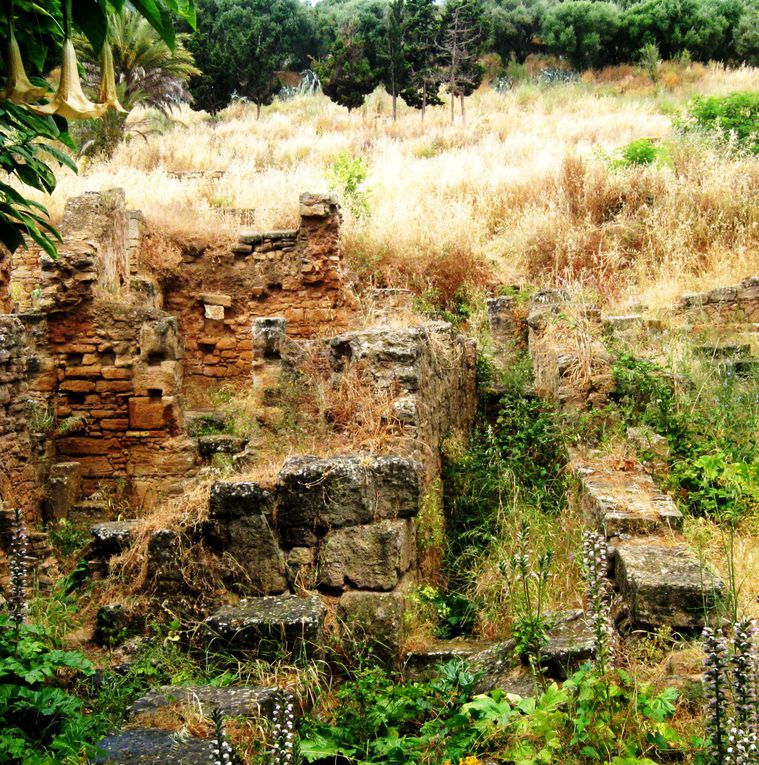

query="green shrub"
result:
[327,151,370,217]
[677,92,759,154]
[612,138,668,167]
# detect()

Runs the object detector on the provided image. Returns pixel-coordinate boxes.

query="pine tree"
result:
[382,0,408,121]
[401,0,443,120]
[440,0,485,124]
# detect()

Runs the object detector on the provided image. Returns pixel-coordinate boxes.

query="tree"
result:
[401,0,443,119]
[75,8,200,155]
[541,1,621,70]
[316,21,379,111]
[619,0,735,62]
[0,0,196,257]
[189,0,315,116]
[487,0,543,65]
[440,0,485,124]
[382,0,409,121]
[733,1,759,64]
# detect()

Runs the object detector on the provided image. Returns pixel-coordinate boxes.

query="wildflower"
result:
[210,707,234,765]
[270,690,297,765]
[8,506,28,630]
[703,626,730,764]
[581,530,614,670]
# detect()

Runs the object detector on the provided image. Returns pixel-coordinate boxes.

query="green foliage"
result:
[612,138,669,167]
[541,2,621,70]
[47,520,90,558]
[638,41,661,82]
[0,615,100,764]
[399,0,443,111]
[612,350,759,520]
[677,92,759,154]
[328,151,370,217]
[415,585,476,638]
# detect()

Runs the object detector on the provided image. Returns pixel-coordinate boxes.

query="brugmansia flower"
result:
[4,24,49,103]
[31,39,108,120]
[97,41,127,113]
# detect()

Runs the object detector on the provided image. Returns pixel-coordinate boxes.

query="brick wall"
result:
[159,193,358,406]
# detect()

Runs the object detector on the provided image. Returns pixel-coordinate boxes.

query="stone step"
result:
[129,684,281,721]
[93,728,213,764]
[203,595,326,660]
[572,453,682,537]
[197,434,248,460]
[615,538,724,631]
[404,639,492,681]
[69,499,112,524]
[184,410,228,437]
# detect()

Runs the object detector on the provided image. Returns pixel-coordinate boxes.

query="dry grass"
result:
[30,62,758,310]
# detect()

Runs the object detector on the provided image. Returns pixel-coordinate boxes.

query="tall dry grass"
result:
[36,62,759,308]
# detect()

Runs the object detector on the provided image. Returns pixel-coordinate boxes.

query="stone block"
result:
[615,540,724,630]
[91,520,139,557]
[146,529,184,588]
[45,461,82,523]
[200,293,232,307]
[129,685,281,720]
[318,519,414,591]
[252,317,288,358]
[542,609,596,679]
[203,595,326,659]
[197,434,247,459]
[338,590,405,666]
[204,304,225,320]
[209,481,274,519]
[93,729,214,764]
[277,455,422,540]
[404,639,490,682]
[140,317,181,362]
[128,397,172,430]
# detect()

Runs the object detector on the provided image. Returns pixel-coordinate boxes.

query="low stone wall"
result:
[159,193,358,406]
[679,276,759,324]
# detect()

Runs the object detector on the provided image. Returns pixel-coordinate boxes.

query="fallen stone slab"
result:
[404,639,491,682]
[90,520,140,557]
[542,609,596,679]
[129,685,281,720]
[203,595,326,660]
[469,641,538,697]
[92,728,213,764]
[616,539,724,630]
[573,455,682,537]
[197,434,248,459]
[338,591,405,666]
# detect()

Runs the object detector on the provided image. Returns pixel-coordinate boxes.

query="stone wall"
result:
[159,193,358,406]
[527,291,613,412]
[680,276,759,324]
[0,317,41,518]
[328,322,477,482]
[0,246,10,313]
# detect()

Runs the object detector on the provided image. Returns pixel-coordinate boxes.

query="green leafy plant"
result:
[415,586,476,639]
[327,151,370,217]
[676,92,759,154]
[612,138,668,168]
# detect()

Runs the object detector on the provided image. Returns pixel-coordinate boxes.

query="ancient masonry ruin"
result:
[1,188,476,661]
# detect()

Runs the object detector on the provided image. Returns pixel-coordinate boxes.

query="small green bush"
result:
[612,138,668,167]
[327,151,370,217]
[677,92,759,154]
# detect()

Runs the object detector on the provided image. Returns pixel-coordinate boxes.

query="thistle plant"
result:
[581,530,614,674]
[501,521,554,681]
[270,690,297,765]
[210,707,234,765]
[7,506,29,631]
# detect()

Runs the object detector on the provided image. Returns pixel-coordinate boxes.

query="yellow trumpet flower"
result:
[97,41,127,113]
[4,27,49,103]
[31,39,108,120]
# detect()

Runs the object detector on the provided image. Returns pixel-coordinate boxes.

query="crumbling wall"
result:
[0,317,41,518]
[159,193,358,406]
[527,290,613,412]
[680,277,759,324]
[328,322,477,481]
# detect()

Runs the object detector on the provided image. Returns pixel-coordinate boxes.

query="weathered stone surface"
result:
[146,529,184,588]
[404,640,491,682]
[206,484,286,594]
[626,426,670,462]
[129,685,280,719]
[573,453,682,537]
[93,729,214,764]
[277,455,422,539]
[338,591,405,666]
[203,595,326,659]
[469,640,523,695]
[197,434,247,459]
[615,540,724,630]
[184,410,227,437]
[319,519,414,591]
[543,609,596,679]
[252,317,288,358]
[45,461,82,523]
[91,520,139,557]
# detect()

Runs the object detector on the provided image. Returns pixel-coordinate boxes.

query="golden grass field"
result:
[40,61,759,313]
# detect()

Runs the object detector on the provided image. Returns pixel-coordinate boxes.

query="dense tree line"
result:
[188,0,759,115]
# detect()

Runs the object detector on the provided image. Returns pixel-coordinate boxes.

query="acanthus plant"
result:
[581,530,614,675]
